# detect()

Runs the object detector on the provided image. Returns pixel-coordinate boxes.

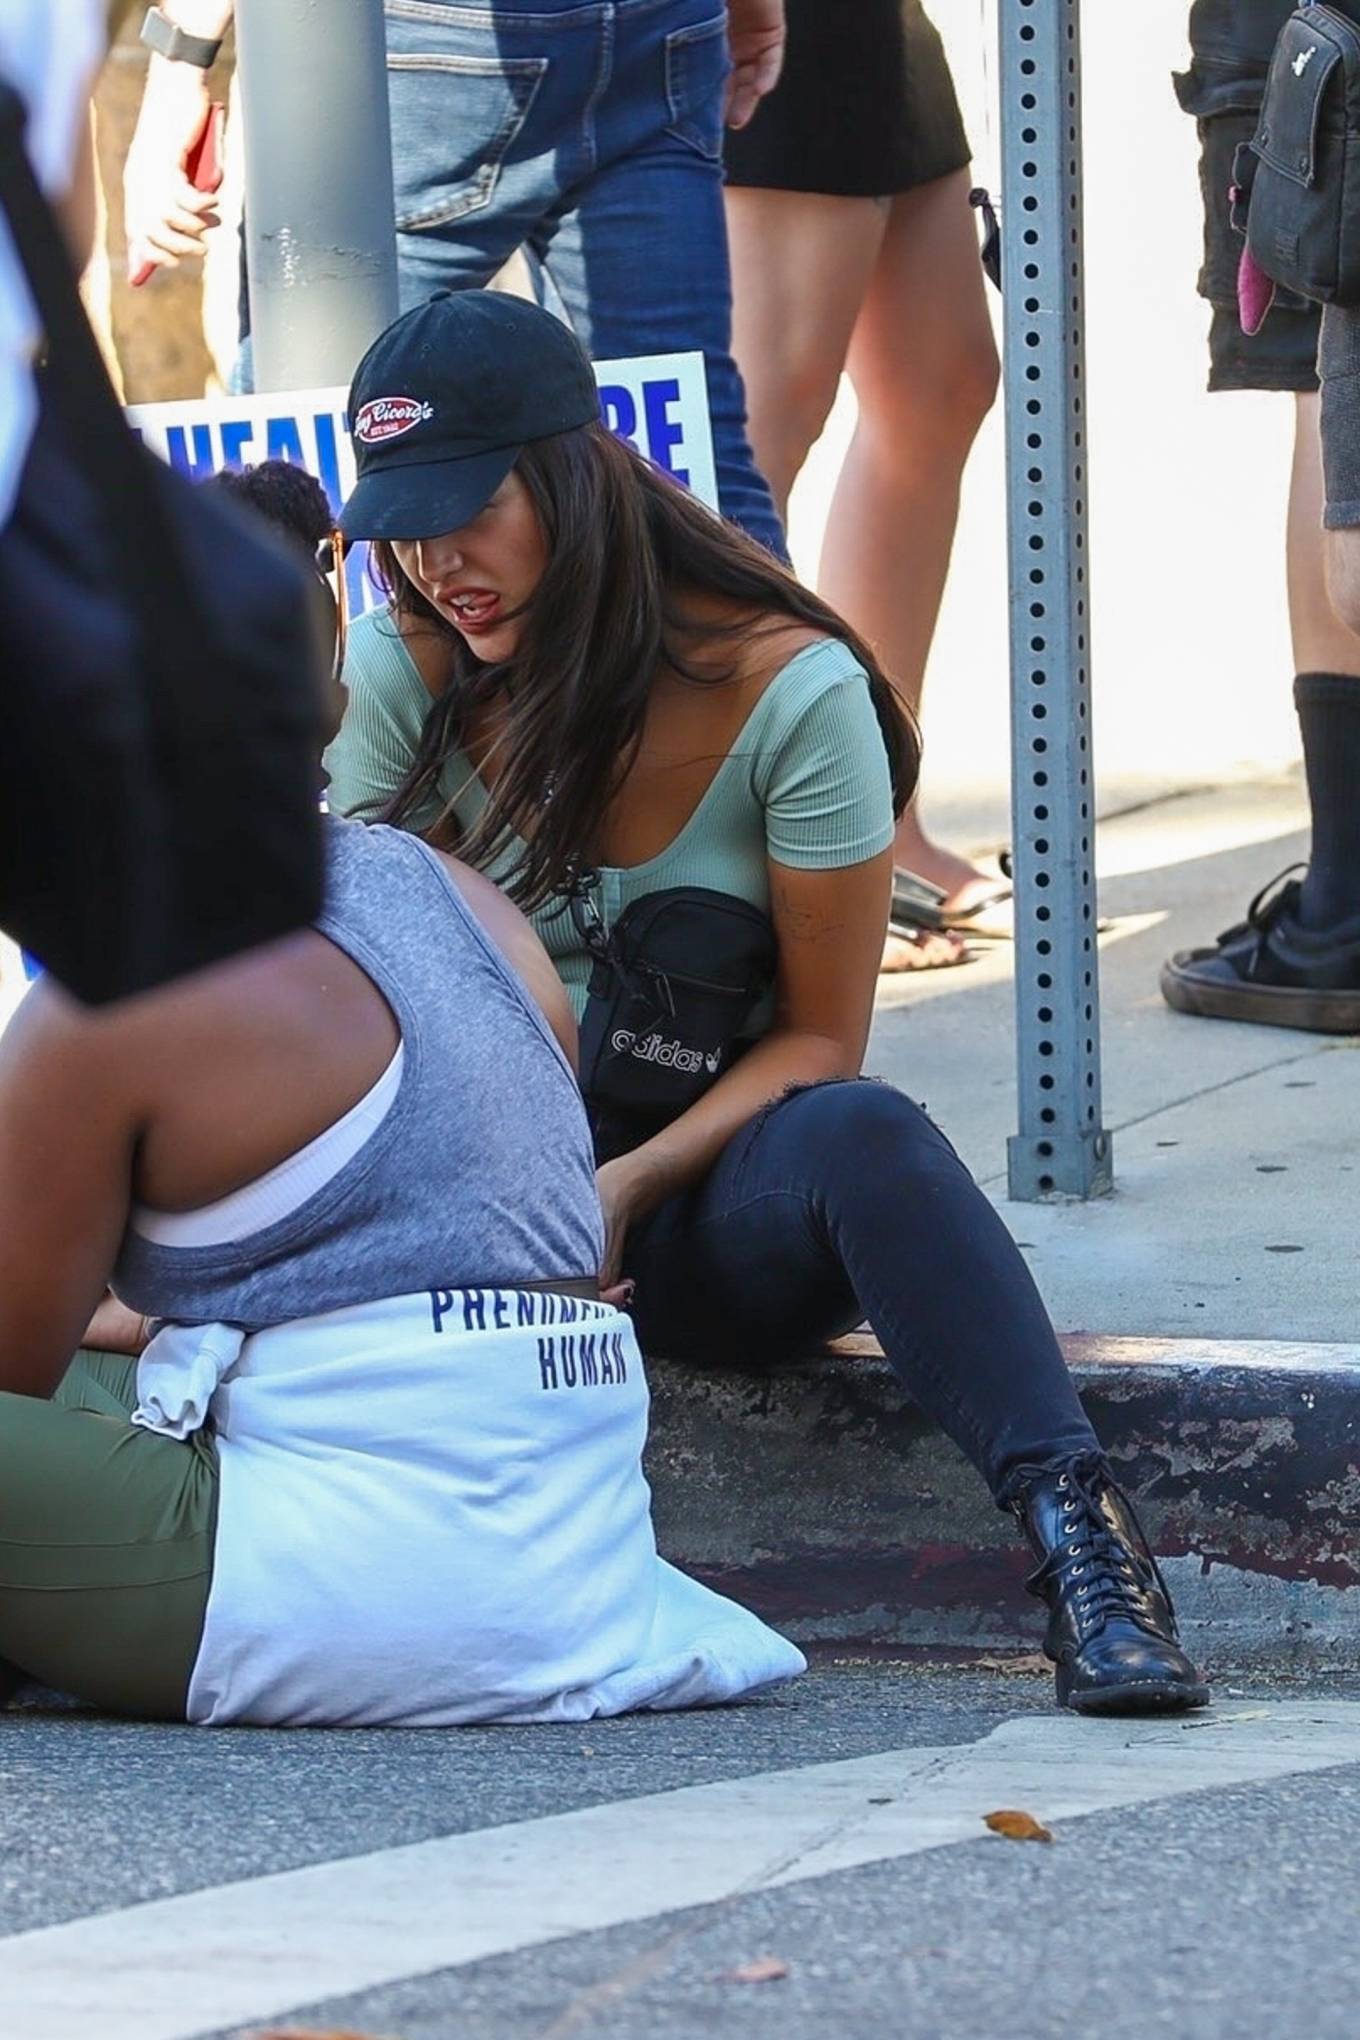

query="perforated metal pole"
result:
[236,0,399,391]
[1000,0,1112,1200]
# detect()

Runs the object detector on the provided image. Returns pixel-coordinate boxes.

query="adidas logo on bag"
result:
[611,1028,720,1076]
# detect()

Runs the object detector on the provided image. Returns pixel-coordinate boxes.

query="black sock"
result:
[1294,672,1360,929]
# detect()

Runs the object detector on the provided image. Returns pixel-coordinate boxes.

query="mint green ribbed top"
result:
[323,605,894,1022]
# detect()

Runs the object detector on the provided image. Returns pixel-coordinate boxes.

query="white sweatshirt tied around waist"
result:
[135,1288,805,1727]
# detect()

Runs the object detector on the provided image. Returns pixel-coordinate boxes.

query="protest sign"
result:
[125,351,717,613]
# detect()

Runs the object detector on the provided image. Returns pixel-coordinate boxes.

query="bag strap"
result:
[0,78,207,684]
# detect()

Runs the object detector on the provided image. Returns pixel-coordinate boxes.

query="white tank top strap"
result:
[131,1045,405,1249]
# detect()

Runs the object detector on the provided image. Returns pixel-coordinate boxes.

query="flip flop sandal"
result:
[891,867,949,931]
[939,881,1015,943]
[881,920,973,973]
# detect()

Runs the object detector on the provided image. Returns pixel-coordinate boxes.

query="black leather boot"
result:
[1014,1456,1210,1715]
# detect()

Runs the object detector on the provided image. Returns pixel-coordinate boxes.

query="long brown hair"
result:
[373,422,919,909]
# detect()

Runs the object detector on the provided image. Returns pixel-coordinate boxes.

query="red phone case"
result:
[129,100,225,288]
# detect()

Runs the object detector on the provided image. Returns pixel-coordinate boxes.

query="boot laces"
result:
[1030,1460,1169,1641]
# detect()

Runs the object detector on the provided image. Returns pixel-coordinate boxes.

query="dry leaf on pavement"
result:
[722,1956,791,1984]
[983,1808,1054,1843]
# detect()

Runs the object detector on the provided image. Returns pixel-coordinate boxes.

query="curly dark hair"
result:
[208,460,334,561]
[371,423,920,910]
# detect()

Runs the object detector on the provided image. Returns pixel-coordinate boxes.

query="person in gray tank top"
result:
[115,818,603,1330]
[0,811,579,1705]
[0,458,801,1729]
[0,810,808,1726]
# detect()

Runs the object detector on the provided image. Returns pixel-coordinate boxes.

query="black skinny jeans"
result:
[623,1079,1099,1504]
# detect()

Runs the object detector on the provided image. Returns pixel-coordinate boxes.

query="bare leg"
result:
[1161,387,1360,1018]
[1295,387,1360,659]
[819,169,1000,912]
[724,185,886,522]
[726,181,965,970]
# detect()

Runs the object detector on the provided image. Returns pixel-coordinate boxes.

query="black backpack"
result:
[0,78,325,1004]
[1238,3,1360,306]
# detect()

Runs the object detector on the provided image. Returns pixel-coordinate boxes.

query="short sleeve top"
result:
[324,606,894,1022]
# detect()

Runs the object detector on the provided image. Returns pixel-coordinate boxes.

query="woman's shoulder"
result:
[342,603,412,686]
[735,626,871,735]
[342,604,442,706]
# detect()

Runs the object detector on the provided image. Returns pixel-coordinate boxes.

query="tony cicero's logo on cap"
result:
[354,396,435,446]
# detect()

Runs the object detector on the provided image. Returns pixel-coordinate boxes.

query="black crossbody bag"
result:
[1235,2,1360,305]
[567,873,778,1164]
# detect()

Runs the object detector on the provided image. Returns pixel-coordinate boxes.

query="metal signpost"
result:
[999,0,1112,1201]
[235,0,400,391]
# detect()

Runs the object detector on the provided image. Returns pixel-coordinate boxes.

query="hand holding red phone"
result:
[126,91,225,286]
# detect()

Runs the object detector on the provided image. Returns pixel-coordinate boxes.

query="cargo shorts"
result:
[1174,0,1320,392]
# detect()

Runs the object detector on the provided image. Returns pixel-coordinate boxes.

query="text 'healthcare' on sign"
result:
[125,350,718,615]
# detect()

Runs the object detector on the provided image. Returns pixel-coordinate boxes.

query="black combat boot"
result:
[1014,1455,1210,1715]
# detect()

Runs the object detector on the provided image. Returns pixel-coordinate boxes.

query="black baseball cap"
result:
[340,291,601,542]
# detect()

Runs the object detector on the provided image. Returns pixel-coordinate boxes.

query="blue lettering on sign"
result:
[265,414,306,468]
[220,418,255,469]
[597,384,639,452]
[642,377,688,485]
[164,422,217,484]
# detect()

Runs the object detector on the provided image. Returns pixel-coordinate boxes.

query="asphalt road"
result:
[6,1660,1360,2040]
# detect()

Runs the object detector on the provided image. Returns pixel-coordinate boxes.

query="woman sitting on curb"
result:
[324,291,1209,1717]
[0,471,803,1726]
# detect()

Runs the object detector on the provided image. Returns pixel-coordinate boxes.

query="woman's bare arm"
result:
[0,983,141,1396]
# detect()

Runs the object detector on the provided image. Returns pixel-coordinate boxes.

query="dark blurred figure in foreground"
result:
[0,2,325,1007]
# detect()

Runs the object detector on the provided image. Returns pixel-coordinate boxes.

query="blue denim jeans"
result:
[382,0,785,555]
[623,1079,1100,1503]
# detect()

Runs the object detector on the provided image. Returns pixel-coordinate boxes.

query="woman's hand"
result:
[596,1150,672,1296]
[122,57,220,279]
[596,1157,638,1293]
[725,0,785,130]
[82,1293,151,1356]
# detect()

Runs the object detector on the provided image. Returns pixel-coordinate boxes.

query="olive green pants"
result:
[0,1350,216,1719]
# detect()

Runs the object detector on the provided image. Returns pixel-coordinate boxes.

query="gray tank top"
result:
[114,819,603,1329]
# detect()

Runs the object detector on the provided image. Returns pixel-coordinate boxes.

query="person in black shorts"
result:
[724,0,1003,974]
[1161,0,1360,1033]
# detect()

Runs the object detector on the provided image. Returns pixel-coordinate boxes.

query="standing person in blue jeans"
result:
[122,0,787,553]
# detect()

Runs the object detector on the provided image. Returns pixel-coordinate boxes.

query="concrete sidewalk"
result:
[866,772,1356,1346]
